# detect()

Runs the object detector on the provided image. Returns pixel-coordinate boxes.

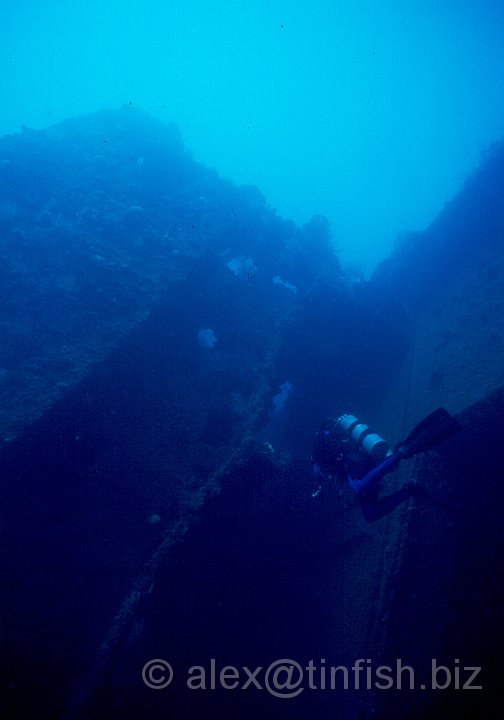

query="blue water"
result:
[2,0,504,271]
[1,3,504,719]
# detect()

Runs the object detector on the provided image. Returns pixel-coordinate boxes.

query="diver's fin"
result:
[395,408,462,459]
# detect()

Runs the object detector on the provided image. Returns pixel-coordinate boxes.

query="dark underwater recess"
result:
[0,279,404,720]
[73,456,364,720]
[27,389,504,720]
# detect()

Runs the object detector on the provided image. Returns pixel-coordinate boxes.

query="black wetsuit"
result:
[311,430,414,522]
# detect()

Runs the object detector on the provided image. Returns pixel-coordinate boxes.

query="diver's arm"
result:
[348,453,401,493]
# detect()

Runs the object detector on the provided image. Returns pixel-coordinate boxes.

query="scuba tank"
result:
[336,414,392,462]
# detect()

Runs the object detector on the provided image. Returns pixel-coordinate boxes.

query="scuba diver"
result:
[311,408,461,522]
